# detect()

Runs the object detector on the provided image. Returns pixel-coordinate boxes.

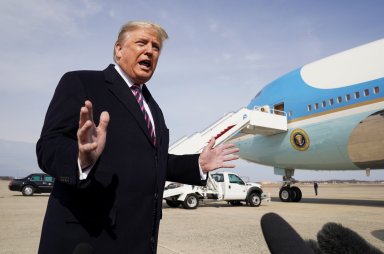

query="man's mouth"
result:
[139,60,151,68]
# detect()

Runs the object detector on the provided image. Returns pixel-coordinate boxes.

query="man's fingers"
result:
[84,100,94,122]
[224,154,240,161]
[98,111,110,131]
[77,120,93,142]
[208,138,216,149]
[216,142,239,156]
[79,101,94,127]
[220,142,237,150]
[203,138,216,152]
[79,142,98,152]
[222,147,240,156]
[221,163,236,168]
[79,106,89,127]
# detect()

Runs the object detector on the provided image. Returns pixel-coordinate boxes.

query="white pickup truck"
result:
[163,172,266,209]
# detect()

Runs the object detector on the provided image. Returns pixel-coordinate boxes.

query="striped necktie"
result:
[131,85,156,145]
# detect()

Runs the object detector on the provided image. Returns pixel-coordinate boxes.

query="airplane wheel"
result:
[291,186,302,202]
[279,187,292,202]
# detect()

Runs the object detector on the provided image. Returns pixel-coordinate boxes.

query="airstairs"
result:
[169,106,288,155]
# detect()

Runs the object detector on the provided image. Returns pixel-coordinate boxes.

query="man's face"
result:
[115,27,161,84]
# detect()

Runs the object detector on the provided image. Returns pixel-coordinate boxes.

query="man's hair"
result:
[113,21,169,62]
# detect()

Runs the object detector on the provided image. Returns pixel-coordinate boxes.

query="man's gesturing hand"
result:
[199,138,240,173]
[77,100,110,170]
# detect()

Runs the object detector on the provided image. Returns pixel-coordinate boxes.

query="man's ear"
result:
[114,43,122,60]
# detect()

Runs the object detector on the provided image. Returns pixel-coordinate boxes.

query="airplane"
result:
[230,38,384,202]
[169,39,384,203]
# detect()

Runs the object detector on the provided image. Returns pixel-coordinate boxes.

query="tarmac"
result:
[0,180,383,253]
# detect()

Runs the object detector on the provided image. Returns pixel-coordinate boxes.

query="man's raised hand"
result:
[198,138,240,173]
[77,100,110,170]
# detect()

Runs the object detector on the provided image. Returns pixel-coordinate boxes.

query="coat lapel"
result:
[103,65,155,147]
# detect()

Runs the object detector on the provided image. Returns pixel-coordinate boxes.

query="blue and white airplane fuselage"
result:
[231,39,384,201]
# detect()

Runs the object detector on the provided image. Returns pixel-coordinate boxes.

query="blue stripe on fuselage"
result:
[247,68,384,121]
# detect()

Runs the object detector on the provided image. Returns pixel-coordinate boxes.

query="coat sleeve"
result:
[166,154,206,186]
[36,72,86,186]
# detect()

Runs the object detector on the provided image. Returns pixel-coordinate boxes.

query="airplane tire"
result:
[279,187,292,202]
[182,194,199,209]
[291,186,302,202]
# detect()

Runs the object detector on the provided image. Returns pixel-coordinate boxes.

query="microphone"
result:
[261,212,314,254]
[317,222,383,254]
[73,243,94,254]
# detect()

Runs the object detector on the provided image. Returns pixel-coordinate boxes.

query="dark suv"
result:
[8,173,54,196]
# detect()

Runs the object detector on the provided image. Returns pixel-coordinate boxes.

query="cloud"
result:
[0,0,104,41]
[209,22,219,32]
[0,0,108,92]
[244,52,262,62]
[75,0,102,17]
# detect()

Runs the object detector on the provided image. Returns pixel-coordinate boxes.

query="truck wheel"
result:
[166,200,181,208]
[248,193,261,207]
[182,194,199,209]
[22,185,34,196]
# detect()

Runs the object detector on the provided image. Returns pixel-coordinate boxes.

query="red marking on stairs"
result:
[213,125,236,140]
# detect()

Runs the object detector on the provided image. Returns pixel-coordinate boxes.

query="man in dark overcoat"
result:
[36,21,239,253]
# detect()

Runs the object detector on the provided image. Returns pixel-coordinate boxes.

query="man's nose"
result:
[144,43,153,55]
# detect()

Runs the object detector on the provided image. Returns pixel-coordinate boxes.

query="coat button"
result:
[154,193,158,199]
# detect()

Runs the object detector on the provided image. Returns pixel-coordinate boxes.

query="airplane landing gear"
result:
[278,185,302,202]
[278,169,302,202]
[291,186,302,202]
[279,186,292,202]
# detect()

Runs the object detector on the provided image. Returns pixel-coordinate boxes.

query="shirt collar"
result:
[114,64,143,89]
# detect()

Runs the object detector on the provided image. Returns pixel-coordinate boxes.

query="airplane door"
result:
[274,102,285,115]
[224,174,247,200]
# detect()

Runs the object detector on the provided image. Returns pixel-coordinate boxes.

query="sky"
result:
[0,0,383,181]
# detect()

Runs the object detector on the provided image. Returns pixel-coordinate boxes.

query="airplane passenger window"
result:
[322,101,326,108]
[355,91,360,99]
[337,96,342,103]
[307,105,312,111]
[288,111,292,117]
[364,89,369,96]
[374,86,379,94]
[329,98,334,106]
[314,103,319,110]
[345,94,351,101]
